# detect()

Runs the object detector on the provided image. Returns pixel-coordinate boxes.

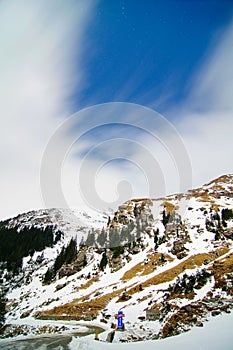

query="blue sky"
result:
[0,0,233,219]
[73,0,233,112]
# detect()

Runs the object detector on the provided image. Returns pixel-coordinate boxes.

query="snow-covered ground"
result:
[1,174,233,346]
[1,311,232,349]
[69,311,233,350]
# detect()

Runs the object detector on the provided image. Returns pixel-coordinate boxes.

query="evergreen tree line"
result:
[153,228,166,249]
[0,293,6,327]
[99,246,125,271]
[207,207,233,239]
[221,208,233,222]
[0,224,59,271]
[98,221,146,271]
[162,209,171,226]
[167,269,211,297]
[84,220,137,249]
[43,238,77,284]
[99,251,108,271]
[162,209,182,227]
[210,208,233,224]
[83,214,153,272]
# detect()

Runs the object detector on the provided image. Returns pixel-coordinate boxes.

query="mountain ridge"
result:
[0,174,233,342]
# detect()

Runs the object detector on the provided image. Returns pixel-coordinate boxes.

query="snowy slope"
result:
[0,174,233,344]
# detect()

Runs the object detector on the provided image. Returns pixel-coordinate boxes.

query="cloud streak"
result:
[40,14,233,217]
[185,20,233,113]
[0,2,232,220]
[0,0,96,219]
[68,17,233,211]
[175,19,233,188]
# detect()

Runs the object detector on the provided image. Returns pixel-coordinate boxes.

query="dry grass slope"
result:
[38,287,127,320]
[79,275,99,290]
[123,246,229,297]
[163,201,178,213]
[37,246,229,320]
[122,252,173,280]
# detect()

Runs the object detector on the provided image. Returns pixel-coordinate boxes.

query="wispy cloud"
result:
[1,1,232,220]
[66,17,233,212]
[174,19,233,187]
[185,20,233,113]
[50,102,192,213]
[0,0,96,219]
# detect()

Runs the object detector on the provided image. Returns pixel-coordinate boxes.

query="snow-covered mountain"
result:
[0,174,233,342]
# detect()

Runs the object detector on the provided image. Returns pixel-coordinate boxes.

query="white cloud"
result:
[65,16,233,213]
[0,0,96,219]
[1,2,232,220]
[48,103,192,214]
[185,20,233,113]
[174,19,233,188]
[177,111,233,189]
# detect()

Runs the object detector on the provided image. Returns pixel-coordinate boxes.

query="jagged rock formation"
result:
[0,174,233,341]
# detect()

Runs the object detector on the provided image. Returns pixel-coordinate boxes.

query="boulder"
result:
[106,330,115,343]
[171,240,188,259]
[138,316,146,321]
[211,310,221,317]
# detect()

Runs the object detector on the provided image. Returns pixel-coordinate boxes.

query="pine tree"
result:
[54,247,65,272]
[128,220,135,233]
[43,268,54,284]
[161,253,166,263]
[112,246,124,259]
[222,220,227,228]
[222,208,233,221]
[120,227,127,242]
[109,228,120,248]
[97,228,107,247]
[136,218,142,241]
[154,228,159,244]
[99,252,108,271]
[79,236,85,248]
[85,231,95,247]
[83,254,87,267]
[0,294,6,326]
[65,238,77,264]
[162,209,170,226]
